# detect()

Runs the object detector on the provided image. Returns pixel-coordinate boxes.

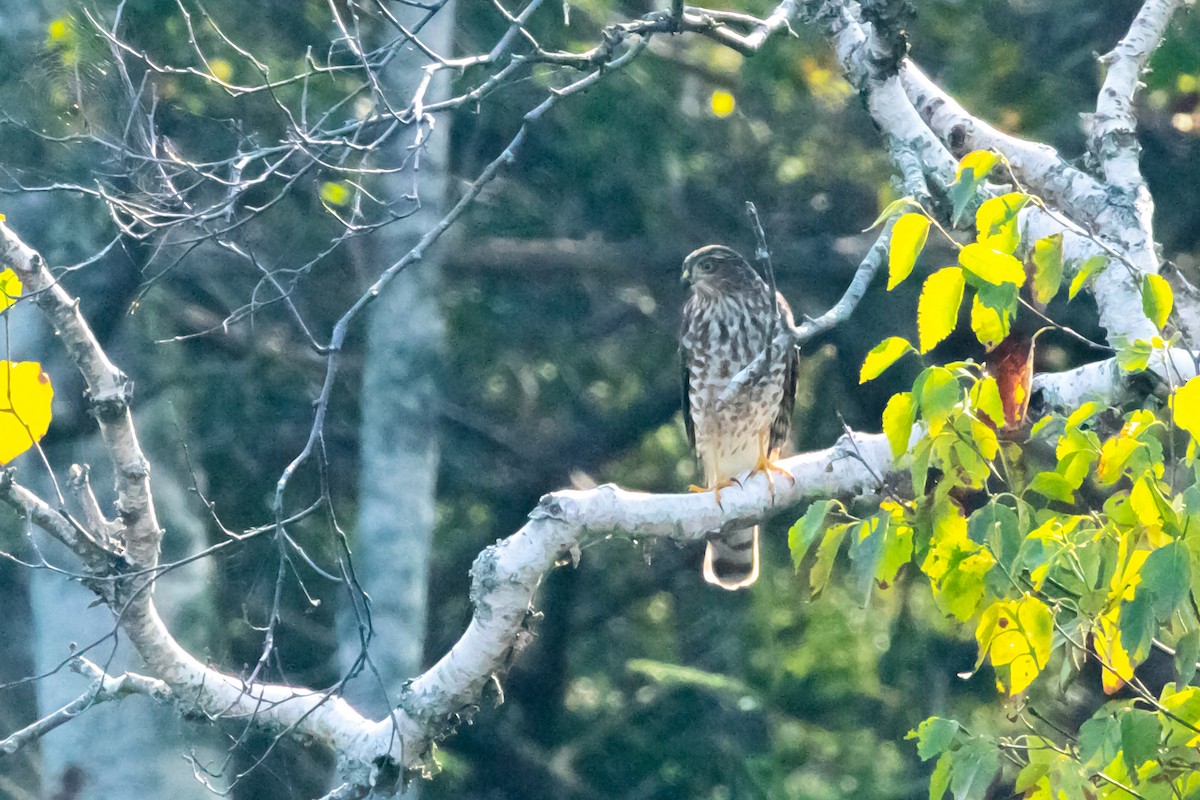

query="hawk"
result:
[680,245,799,590]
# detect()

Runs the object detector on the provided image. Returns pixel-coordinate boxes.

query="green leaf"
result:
[1121,541,1192,661]
[974,192,1029,255]
[907,717,960,761]
[1068,254,1108,300]
[866,196,920,231]
[1028,471,1076,504]
[950,150,998,225]
[958,243,1026,286]
[877,519,913,588]
[918,367,963,424]
[0,268,21,313]
[809,523,850,596]
[1078,714,1121,770]
[888,213,932,290]
[1175,629,1200,686]
[949,739,1000,800]
[882,392,916,459]
[1120,709,1161,774]
[788,500,833,571]
[1142,273,1174,330]
[967,503,1019,570]
[848,513,889,604]
[1030,234,1063,306]
[929,752,952,800]
[918,267,966,353]
[1115,338,1153,374]
[860,337,915,383]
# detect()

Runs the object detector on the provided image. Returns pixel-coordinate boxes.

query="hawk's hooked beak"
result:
[680,263,692,284]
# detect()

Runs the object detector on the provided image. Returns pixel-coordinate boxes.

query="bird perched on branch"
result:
[680,245,799,590]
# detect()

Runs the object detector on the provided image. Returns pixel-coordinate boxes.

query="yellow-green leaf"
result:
[887,213,931,290]
[958,243,1026,286]
[319,181,351,207]
[860,336,915,383]
[956,150,999,183]
[969,293,1009,351]
[1068,255,1108,300]
[975,596,1053,695]
[974,192,1029,255]
[1115,338,1153,374]
[971,378,1006,429]
[1142,273,1173,330]
[0,361,54,465]
[0,268,21,313]
[1030,234,1063,306]
[950,151,1000,225]
[882,392,916,459]
[1172,377,1200,442]
[866,196,919,231]
[918,267,966,353]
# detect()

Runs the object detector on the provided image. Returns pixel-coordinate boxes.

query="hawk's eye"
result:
[697,260,714,272]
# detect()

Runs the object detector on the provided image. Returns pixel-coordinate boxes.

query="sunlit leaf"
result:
[320,181,351,207]
[1115,338,1153,373]
[974,192,1028,255]
[0,268,21,313]
[950,150,998,225]
[882,392,916,459]
[0,361,54,465]
[970,378,1006,430]
[969,294,1009,351]
[1030,234,1063,306]
[918,367,963,424]
[1173,377,1200,442]
[1095,610,1136,694]
[975,595,1053,695]
[918,267,965,353]
[922,511,994,622]
[710,90,735,118]
[958,243,1025,286]
[888,213,932,290]
[859,336,915,383]
[1141,273,1173,330]
[1068,254,1107,300]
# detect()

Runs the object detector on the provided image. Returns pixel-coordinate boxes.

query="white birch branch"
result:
[1092,0,1184,194]
[0,658,170,758]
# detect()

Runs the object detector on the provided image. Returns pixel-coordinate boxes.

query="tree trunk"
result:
[339,2,454,725]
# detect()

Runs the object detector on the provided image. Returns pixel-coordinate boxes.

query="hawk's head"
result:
[681,245,762,296]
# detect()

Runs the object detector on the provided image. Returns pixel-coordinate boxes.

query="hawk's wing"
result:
[680,345,695,450]
[769,292,799,452]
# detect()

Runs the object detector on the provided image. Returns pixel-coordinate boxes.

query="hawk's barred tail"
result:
[703,526,759,590]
